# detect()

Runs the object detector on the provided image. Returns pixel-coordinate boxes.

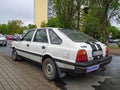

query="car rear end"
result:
[74,43,112,73]
[58,29,112,73]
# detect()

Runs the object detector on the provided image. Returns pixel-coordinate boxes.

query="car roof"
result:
[37,27,61,30]
[26,27,62,32]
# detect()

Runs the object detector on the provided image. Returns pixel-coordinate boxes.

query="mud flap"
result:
[55,62,66,78]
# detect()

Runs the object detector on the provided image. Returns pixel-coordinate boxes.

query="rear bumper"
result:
[74,56,112,73]
[62,56,112,74]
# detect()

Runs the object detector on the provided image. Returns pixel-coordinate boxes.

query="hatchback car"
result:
[11,28,112,80]
[0,34,7,46]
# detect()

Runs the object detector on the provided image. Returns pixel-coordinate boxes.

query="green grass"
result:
[109,46,120,49]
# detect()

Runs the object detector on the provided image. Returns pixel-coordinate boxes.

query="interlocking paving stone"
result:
[0,53,59,90]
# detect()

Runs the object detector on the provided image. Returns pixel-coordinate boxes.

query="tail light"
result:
[76,50,88,62]
[106,47,109,56]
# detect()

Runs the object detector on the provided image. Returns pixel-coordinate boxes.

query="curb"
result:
[109,48,120,56]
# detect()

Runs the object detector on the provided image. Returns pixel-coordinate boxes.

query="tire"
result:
[4,43,7,46]
[12,49,19,61]
[2,43,6,46]
[42,58,59,80]
[4,42,7,46]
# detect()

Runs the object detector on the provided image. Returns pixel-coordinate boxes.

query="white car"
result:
[0,34,7,46]
[11,28,112,80]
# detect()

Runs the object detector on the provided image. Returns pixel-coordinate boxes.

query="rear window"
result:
[59,29,97,42]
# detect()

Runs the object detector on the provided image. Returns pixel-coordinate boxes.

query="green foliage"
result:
[0,24,7,34]
[47,17,61,27]
[107,26,120,39]
[101,0,119,41]
[41,0,120,43]
[0,20,35,35]
[82,0,120,42]
[82,7,101,40]
[41,21,47,27]
[52,0,89,30]
[41,17,62,28]
[7,20,23,34]
[53,0,76,29]
[28,24,37,29]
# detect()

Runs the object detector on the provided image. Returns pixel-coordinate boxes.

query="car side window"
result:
[49,29,62,45]
[22,30,35,41]
[33,29,48,43]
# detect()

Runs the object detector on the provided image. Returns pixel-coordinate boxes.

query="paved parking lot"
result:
[0,52,59,90]
[0,40,120,90]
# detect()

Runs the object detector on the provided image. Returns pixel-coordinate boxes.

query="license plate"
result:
[93,51,103,56]
[87,65,99,73]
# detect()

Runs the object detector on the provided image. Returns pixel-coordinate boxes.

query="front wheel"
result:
[42,58,59,80]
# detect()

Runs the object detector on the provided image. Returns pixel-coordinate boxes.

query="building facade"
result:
[34,0,55,28]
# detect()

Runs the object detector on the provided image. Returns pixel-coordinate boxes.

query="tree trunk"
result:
[100,1,110,43]
[76,9,80,30]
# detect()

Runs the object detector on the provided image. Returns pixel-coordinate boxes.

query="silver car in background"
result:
[0,34,7,46]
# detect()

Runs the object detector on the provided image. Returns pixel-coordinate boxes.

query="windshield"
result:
[59,29,97,42]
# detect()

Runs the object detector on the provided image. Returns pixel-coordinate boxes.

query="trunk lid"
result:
[75,41,105,61]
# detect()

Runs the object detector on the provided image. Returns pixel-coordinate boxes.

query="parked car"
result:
[12,34,21,40]
[6,35,13,40]
[0,34,7,46]
[115,39,120,47]
[11,28,112,80]
[108,38,120,47]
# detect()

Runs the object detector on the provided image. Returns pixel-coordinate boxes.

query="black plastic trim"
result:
[16,48,112,69]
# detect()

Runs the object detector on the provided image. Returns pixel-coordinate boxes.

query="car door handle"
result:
[27,44,29,47]
[42,46,46,49]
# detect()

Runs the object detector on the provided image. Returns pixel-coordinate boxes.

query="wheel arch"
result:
[12,47,16,51]
[42,54,53,63]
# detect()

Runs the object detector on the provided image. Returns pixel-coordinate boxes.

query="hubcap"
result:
[46,64,53,75]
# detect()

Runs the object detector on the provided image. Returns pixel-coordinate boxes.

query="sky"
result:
[0,0,34,26]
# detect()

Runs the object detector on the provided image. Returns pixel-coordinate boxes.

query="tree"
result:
[28,24,37,29]
[0,20,28,34]
[0,24,7,34]
[75,0,89,30]
[82,7,101,40]
[53,0,89,30]
[41,21,47,27]
[7,20,23,34]
[47,17,61,27]
[53,0,76,29]
[107,26,120,39]
[89,0,120,42]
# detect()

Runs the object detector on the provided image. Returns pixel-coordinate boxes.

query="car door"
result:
[16,30,35,59]
[28,29,49,63]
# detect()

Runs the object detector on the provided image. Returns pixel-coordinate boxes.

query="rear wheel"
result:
[42,58,59,80]
[12,49,19,61]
